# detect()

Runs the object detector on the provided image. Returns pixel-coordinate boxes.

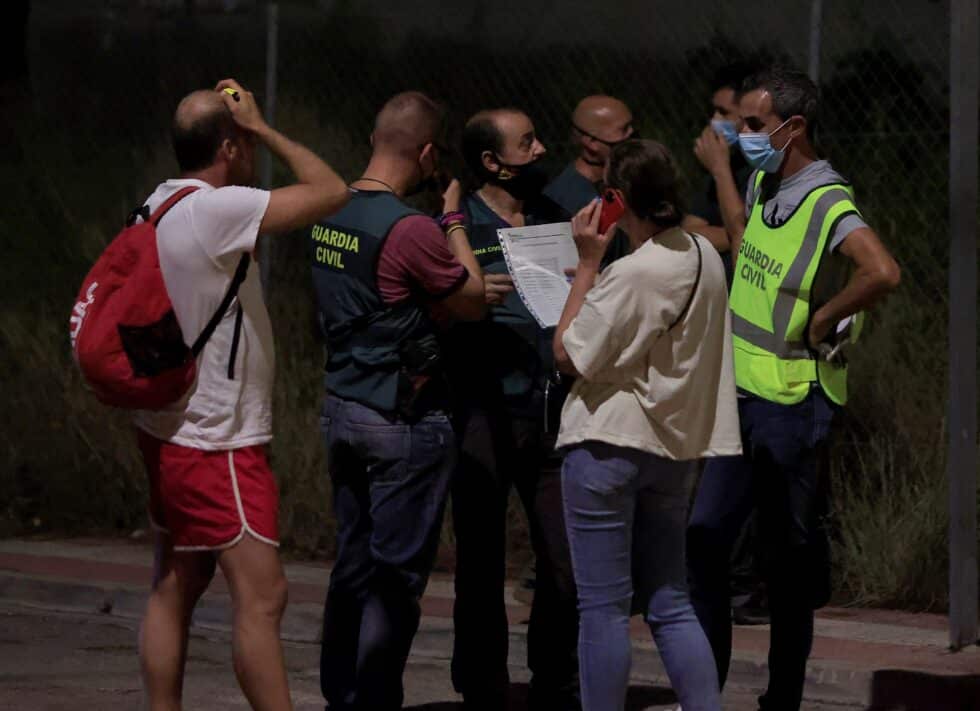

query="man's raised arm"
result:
[217,78,349,234]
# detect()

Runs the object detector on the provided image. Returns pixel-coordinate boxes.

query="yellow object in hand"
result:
[222,87,240,102]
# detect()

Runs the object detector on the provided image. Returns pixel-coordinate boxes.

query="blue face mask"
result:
[711,119,739,146]
[738,118,793,173]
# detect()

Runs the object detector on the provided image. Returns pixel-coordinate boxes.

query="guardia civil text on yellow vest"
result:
[728,172,862,406]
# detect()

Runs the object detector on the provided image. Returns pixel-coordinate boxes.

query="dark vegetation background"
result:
[1,0,975,612]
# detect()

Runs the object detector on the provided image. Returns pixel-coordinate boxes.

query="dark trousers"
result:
[319,395,454,711]
[687,389,835,711]
[450,408,579,709]
[729,510,765,603]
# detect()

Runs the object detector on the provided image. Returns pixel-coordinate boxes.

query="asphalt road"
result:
[0,601,859,710]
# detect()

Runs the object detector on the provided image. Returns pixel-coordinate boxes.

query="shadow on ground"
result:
[868,668,980,711]
[405,681,677,710]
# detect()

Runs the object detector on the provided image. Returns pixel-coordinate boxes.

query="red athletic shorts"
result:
[136,430,280,551]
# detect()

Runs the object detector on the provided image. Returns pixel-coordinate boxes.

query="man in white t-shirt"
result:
[133,79,347,711]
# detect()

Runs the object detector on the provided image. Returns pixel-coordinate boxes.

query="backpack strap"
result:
[132,185,249,366]
[191,253,251,358]
[125,205,150,227]
[149,186,199,225]
[227,300,245,379]
[125,185,199,227]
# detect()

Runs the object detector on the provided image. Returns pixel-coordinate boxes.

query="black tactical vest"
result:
[311,190,444,416]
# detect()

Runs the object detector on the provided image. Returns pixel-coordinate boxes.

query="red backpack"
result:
[70,186,250,410]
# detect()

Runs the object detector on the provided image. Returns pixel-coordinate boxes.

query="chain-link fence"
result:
[2,0,973,620]
[266,0,961,613]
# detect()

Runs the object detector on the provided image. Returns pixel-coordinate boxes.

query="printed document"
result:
[497,222,578,328]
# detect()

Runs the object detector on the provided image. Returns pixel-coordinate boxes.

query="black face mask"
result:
[406,143,451,196]
[489,156,550,200]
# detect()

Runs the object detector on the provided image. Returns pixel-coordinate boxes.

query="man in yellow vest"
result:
[686,66,901,711]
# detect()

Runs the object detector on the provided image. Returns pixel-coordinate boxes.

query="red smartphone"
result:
[598,188,625,234]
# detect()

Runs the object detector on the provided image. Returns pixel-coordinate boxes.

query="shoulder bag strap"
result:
[668,233,703,331]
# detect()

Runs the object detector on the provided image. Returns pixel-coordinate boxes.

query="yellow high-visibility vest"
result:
[729,172,862,406]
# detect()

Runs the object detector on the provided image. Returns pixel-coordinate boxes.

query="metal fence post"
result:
[260,2,279,294]
[808,0,823,83]
[948,0,979,652]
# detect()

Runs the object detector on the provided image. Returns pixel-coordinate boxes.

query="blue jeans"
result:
[562,441,721,711]
[687,389,835,711]
[318,395,454,711]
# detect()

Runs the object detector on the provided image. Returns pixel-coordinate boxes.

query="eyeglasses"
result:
[571,123,638,147]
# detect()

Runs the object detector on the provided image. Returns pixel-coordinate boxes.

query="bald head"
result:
[172,90,237,172]
[175,90,228,131]
[466,107,525,128]
[462,108,524,157]
[572,95,633,141]
[372,91,445,158]
[569,95,634,170]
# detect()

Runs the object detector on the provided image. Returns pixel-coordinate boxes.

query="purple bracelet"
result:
[438,211,465,229]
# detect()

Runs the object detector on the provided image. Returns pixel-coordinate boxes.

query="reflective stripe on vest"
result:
[730,173,859,405]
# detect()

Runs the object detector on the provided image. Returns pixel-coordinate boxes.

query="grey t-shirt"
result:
[745,160,867,253]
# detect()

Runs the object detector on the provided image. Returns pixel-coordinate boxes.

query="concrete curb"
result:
[0,570,878,706]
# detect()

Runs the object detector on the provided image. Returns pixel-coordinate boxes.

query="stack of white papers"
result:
[496,222,578,328]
